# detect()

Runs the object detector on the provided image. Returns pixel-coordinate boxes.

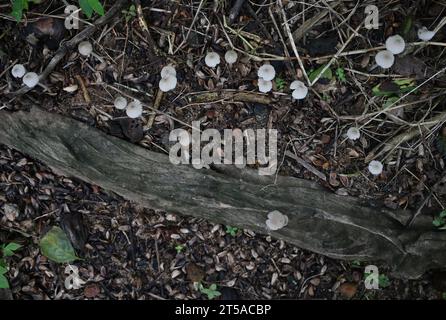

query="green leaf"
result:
[4,243,21,253]
[335,67,346,83]
[39,226,78,263]
[378,274,390,288]
[433,217,444,227]
[308,65,333,83]
[0,274,9,289]
[79,0,94,18]
[3,243,21,257]
[87,0,104,16]
[0,266,7,275]
[440,210,446,218]
[11,0,28,22]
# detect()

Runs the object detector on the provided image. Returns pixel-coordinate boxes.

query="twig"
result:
[75,75,91,104]
[134,0,160,57]
[145,89,164,130]
[228,0,246,24]
[277,0,311,86]
[285,151,327,181]
[406,171,446,228]
[310,23,363,86]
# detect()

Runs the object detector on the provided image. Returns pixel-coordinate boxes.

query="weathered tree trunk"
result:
[0,108,445,279]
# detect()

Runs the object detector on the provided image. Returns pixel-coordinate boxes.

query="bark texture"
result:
[0,108,445,279]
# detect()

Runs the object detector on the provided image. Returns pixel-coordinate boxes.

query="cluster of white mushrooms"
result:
[159,65,177,92]
[11,64,40,88]
[257,63,275,93]
[346,126,384,176]
[375,26,439,69]
[114,96,143,118]
[204,49,238,68]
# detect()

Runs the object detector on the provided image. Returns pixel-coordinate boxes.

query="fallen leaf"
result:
[339,282,357,299]
[186,263,204,283]
[84,284,100,298]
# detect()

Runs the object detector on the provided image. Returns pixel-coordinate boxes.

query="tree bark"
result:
[0,108,445,279]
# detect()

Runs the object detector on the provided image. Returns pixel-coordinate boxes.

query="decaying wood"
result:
[1,108,446,279]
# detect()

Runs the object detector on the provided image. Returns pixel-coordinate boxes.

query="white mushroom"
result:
[161,65,177,78]
[22,72,39,88]
[77,41,104,63]
[11,64,26,78]
[375,50,395,69]
[418,27,436,41]
[126,100,143,118]
[224,50,238,64]
[266,210,288,231]
[204,52,220,68]
[385,35,405,55]
[114,96,128,110]
[258,64,276,81]
[368,160,383,176]
[346,127,361,140]
[78,41,93,56]
[159,75,177,92]
[258,78,272,93]
[290,80,308,100]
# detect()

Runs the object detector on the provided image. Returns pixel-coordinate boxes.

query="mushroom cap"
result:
[290,80,308,99]
[375,50,395,69]
[368,160,383,175]
[78,41,93,56]
[266,210,288,231]
[22,72,39,88]
[346,127,361,140]
[11,64,26,78]
[290,80,305,90]
[161,65,177,78]
[204,52,220,68]
[258,78,272,93]
[126,100,143,118]
[224,50,238,64]
[418,27,436,41]
[159,75,177,92]
[114,96,128,110]
[385,35,405,55]
[258,64,276,81]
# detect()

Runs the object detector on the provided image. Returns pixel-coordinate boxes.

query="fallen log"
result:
[0,107,445,279]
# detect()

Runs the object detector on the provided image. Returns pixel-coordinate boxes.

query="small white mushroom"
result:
[346,127,361,140]
[126,100,143,118]
[77,41,104,63]
[258,64,276,81]
[161,65,177,78]
[204,52,221,68]
[418,27,436,41]
[159,75,177,92]
[11,64,26,78]
[385,35,405,55]
[368,160,383,176]
[224,50,238,64]
[375,50,395,69]
[78,41,93,56]
[114,96,128,110]
[290,80,308,100]
[266,210,288,231]
[22,72,39,88]
[258,78,272,93]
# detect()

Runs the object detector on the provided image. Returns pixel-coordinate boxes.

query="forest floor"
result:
[1,0,446,299]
